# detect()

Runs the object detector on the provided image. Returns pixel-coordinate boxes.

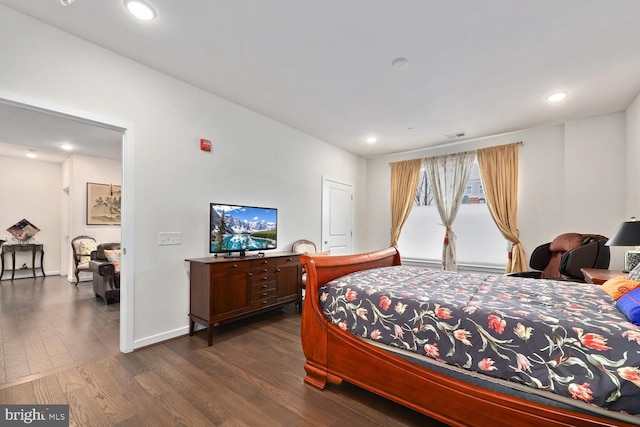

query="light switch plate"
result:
[158,232,181,245]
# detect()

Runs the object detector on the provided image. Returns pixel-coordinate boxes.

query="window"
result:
[400,161,507,266]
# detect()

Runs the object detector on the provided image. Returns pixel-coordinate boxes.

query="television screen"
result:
[210,203,277,255]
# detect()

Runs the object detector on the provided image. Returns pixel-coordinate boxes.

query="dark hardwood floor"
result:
[0,275,446,426]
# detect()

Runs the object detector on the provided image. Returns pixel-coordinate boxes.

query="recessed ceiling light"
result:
[124,0,157,21]
[60,0,75,5]
[366,137,377,143]
[25,149,37,159]
[59,143,73,151]
[546,92,567,102]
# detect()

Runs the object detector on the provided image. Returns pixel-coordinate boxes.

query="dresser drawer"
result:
[251,280,276,293]
[251,257,276,269]
[250,296,277,310]
[210,260,251,273]
[250,288,276,301]
[250,272,276,285]
[276,255,301,266]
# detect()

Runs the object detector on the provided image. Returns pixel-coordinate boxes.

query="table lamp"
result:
[606,217,640,272]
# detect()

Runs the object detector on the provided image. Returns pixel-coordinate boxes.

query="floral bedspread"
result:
[319,266,640,414]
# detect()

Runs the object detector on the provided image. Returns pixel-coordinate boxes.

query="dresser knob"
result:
[262,300,268,305]
[232,264,238,268]
[262,284,268,288]
[262,292,267,296]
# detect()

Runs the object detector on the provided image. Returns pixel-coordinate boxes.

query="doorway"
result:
[0,93,134,353]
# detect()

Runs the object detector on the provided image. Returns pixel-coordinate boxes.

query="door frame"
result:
[0,90,136,353]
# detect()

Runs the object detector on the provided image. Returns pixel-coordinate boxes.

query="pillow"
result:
[628,262,640,281]
[616,288,640,325]
[77,240,97,264]
[103,249,121,273]
[601,275,640,300]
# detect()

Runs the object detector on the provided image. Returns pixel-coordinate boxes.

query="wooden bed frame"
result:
[300,247,637,427]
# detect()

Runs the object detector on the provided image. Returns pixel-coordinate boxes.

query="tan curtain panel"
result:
[390,159,422,247]
[477,143,527,273]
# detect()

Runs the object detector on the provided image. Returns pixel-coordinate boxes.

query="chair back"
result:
[71,236,97,264]
[292,239,317,254]
[538,233,610,280]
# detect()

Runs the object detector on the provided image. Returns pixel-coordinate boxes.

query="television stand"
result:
[186,252,302,346]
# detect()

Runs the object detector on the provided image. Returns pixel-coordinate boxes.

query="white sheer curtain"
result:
[424,151,476,271]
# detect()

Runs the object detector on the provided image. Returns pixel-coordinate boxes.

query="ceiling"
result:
[1,1,640,160]
[0,101,123,163]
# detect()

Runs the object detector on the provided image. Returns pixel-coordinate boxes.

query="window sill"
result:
[402,257,506,275]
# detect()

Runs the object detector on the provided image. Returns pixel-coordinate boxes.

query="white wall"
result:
[0,156,61,278]
[0,6,366,348]
[365,112,628,270]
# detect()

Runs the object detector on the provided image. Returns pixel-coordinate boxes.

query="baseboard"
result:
[0,270,60,281]
[134,326,191,349]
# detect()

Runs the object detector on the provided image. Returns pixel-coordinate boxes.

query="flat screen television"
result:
[210,203,277,257]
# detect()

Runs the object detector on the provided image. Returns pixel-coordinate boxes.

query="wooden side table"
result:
[0,243,45,280]
[581,268,626,285]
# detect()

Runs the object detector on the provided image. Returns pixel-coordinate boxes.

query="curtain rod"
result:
[389,141,524,165]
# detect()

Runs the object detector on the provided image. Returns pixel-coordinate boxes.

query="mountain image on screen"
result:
[210,204,277,254]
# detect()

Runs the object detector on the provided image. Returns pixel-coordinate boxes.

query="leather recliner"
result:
[89,242,121,304]
[509,233,610,282]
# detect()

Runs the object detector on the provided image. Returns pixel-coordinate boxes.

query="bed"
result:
[300,247,640,427]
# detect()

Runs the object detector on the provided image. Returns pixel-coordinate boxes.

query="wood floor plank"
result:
[154,390,217,426]
[121,381,182,427]
[67,386,113,427]
[55,368,85,394]
[31,374,68,404]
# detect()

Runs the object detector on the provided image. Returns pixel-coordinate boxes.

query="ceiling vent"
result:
[445,131,466,139]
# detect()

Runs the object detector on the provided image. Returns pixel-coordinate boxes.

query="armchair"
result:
[71,235,97,284]
[89,242,121,304]
[511,233,610,282]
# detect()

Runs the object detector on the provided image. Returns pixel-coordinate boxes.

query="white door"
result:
[321,177,353,255]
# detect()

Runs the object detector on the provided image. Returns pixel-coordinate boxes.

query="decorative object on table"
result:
[87,182,121,225]
[6,218,40,243]
[606,217,640,272]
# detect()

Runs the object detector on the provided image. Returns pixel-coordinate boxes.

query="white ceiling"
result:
[0,101,122,163]
[1,0,640,159]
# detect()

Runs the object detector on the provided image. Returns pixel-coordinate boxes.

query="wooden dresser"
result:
[186,252,301,345]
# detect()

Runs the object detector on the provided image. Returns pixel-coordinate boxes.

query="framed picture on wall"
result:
[87,182,121,225]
